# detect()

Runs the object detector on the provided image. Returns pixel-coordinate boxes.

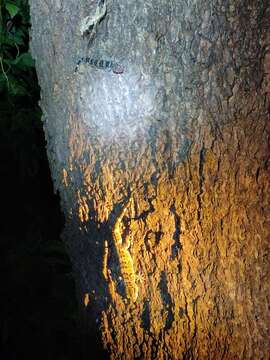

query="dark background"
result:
[0,1,82,358]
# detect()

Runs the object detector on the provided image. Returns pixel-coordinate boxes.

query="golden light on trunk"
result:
[29,0,270,357]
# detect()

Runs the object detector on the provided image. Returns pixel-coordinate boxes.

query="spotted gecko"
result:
[112,196,138,303]
[75,57,124,74]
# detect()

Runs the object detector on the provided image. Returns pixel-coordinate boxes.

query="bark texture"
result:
[29,0,270,358]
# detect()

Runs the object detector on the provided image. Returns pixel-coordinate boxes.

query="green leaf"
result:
[5,3,20,18]
[7,52,35,69]
[19,52,35,67]
[12,28,25,45]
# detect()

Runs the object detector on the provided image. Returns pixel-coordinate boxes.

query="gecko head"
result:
[126,285,139,303]
[112,62,124,74]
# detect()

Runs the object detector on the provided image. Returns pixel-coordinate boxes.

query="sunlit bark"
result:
[30,0,270,358]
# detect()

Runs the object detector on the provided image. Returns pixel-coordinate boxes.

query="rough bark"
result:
[29,0,270,359]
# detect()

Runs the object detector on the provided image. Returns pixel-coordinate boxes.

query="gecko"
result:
[112,196,139,303]
[75,57,124,74]
[77,1,125,75]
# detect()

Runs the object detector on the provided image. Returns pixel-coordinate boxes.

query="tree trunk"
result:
[29,0,270,358]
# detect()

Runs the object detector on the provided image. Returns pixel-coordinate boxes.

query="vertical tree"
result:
[29,0,270,358]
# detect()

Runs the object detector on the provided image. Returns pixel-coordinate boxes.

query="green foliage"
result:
[5,2,20,17]
[0,0,37,97]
